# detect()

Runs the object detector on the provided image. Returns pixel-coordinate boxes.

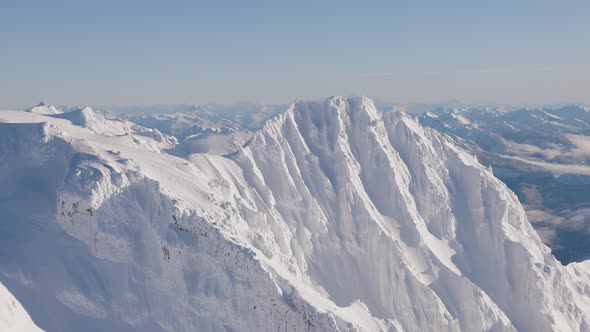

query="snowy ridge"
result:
[50,106,177,150]
[0,282,43,332]
[1,97,590,331]
[229,97,590,331]
[0,111,344,331]
[24,101,63,115]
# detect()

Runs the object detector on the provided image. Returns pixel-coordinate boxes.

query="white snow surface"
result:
[0,282,43,332]
[24,101,63,115]
[1,97,590,331]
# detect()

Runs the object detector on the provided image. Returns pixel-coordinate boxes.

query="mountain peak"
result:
[78,106,94,114]
[287,96,379,117]
[186,104,207,113]
[232,96,590,331]
[24,102,62,115]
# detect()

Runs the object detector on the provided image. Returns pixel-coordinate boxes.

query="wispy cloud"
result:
[357,65,590,78]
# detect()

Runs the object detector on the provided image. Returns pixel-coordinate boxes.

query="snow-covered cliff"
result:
[1,97,590,331]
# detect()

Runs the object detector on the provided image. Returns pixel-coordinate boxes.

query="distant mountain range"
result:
[418,105,590,263]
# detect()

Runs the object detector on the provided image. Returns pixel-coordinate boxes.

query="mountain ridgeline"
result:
[1,97,590,331]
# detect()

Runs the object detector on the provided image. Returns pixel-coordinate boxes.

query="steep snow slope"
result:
[418,106,590,263]
[1,97,590,331]
[0,282,43,332]
[0,111,347,331]
[224,97,590,331]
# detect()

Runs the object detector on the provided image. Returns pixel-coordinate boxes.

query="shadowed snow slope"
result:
[1,97,590,331]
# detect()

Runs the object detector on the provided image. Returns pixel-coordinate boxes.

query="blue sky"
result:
[1,1,589,108]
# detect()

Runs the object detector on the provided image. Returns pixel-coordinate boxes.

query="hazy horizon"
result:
[5,97,588,115]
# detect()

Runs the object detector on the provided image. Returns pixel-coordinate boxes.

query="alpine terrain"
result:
[1,97,590,331]
[418,106,590,263]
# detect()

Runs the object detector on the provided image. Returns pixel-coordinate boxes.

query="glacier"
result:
[1,97,590,331]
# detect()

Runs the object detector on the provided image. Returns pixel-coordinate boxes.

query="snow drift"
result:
[1,97,590,331]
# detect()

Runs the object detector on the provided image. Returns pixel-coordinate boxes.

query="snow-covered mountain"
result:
[0,282,42,332]
[24,101,63,115]
[2,97,590,331]
[418,106,590,263]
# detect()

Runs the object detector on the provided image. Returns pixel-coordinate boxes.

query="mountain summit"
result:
[1,97,590,331]
[24,102,63,115]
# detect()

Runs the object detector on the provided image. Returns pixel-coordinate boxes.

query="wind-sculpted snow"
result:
[1,97,590,331]
[227,97,590,331]
[0,114,339,331]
